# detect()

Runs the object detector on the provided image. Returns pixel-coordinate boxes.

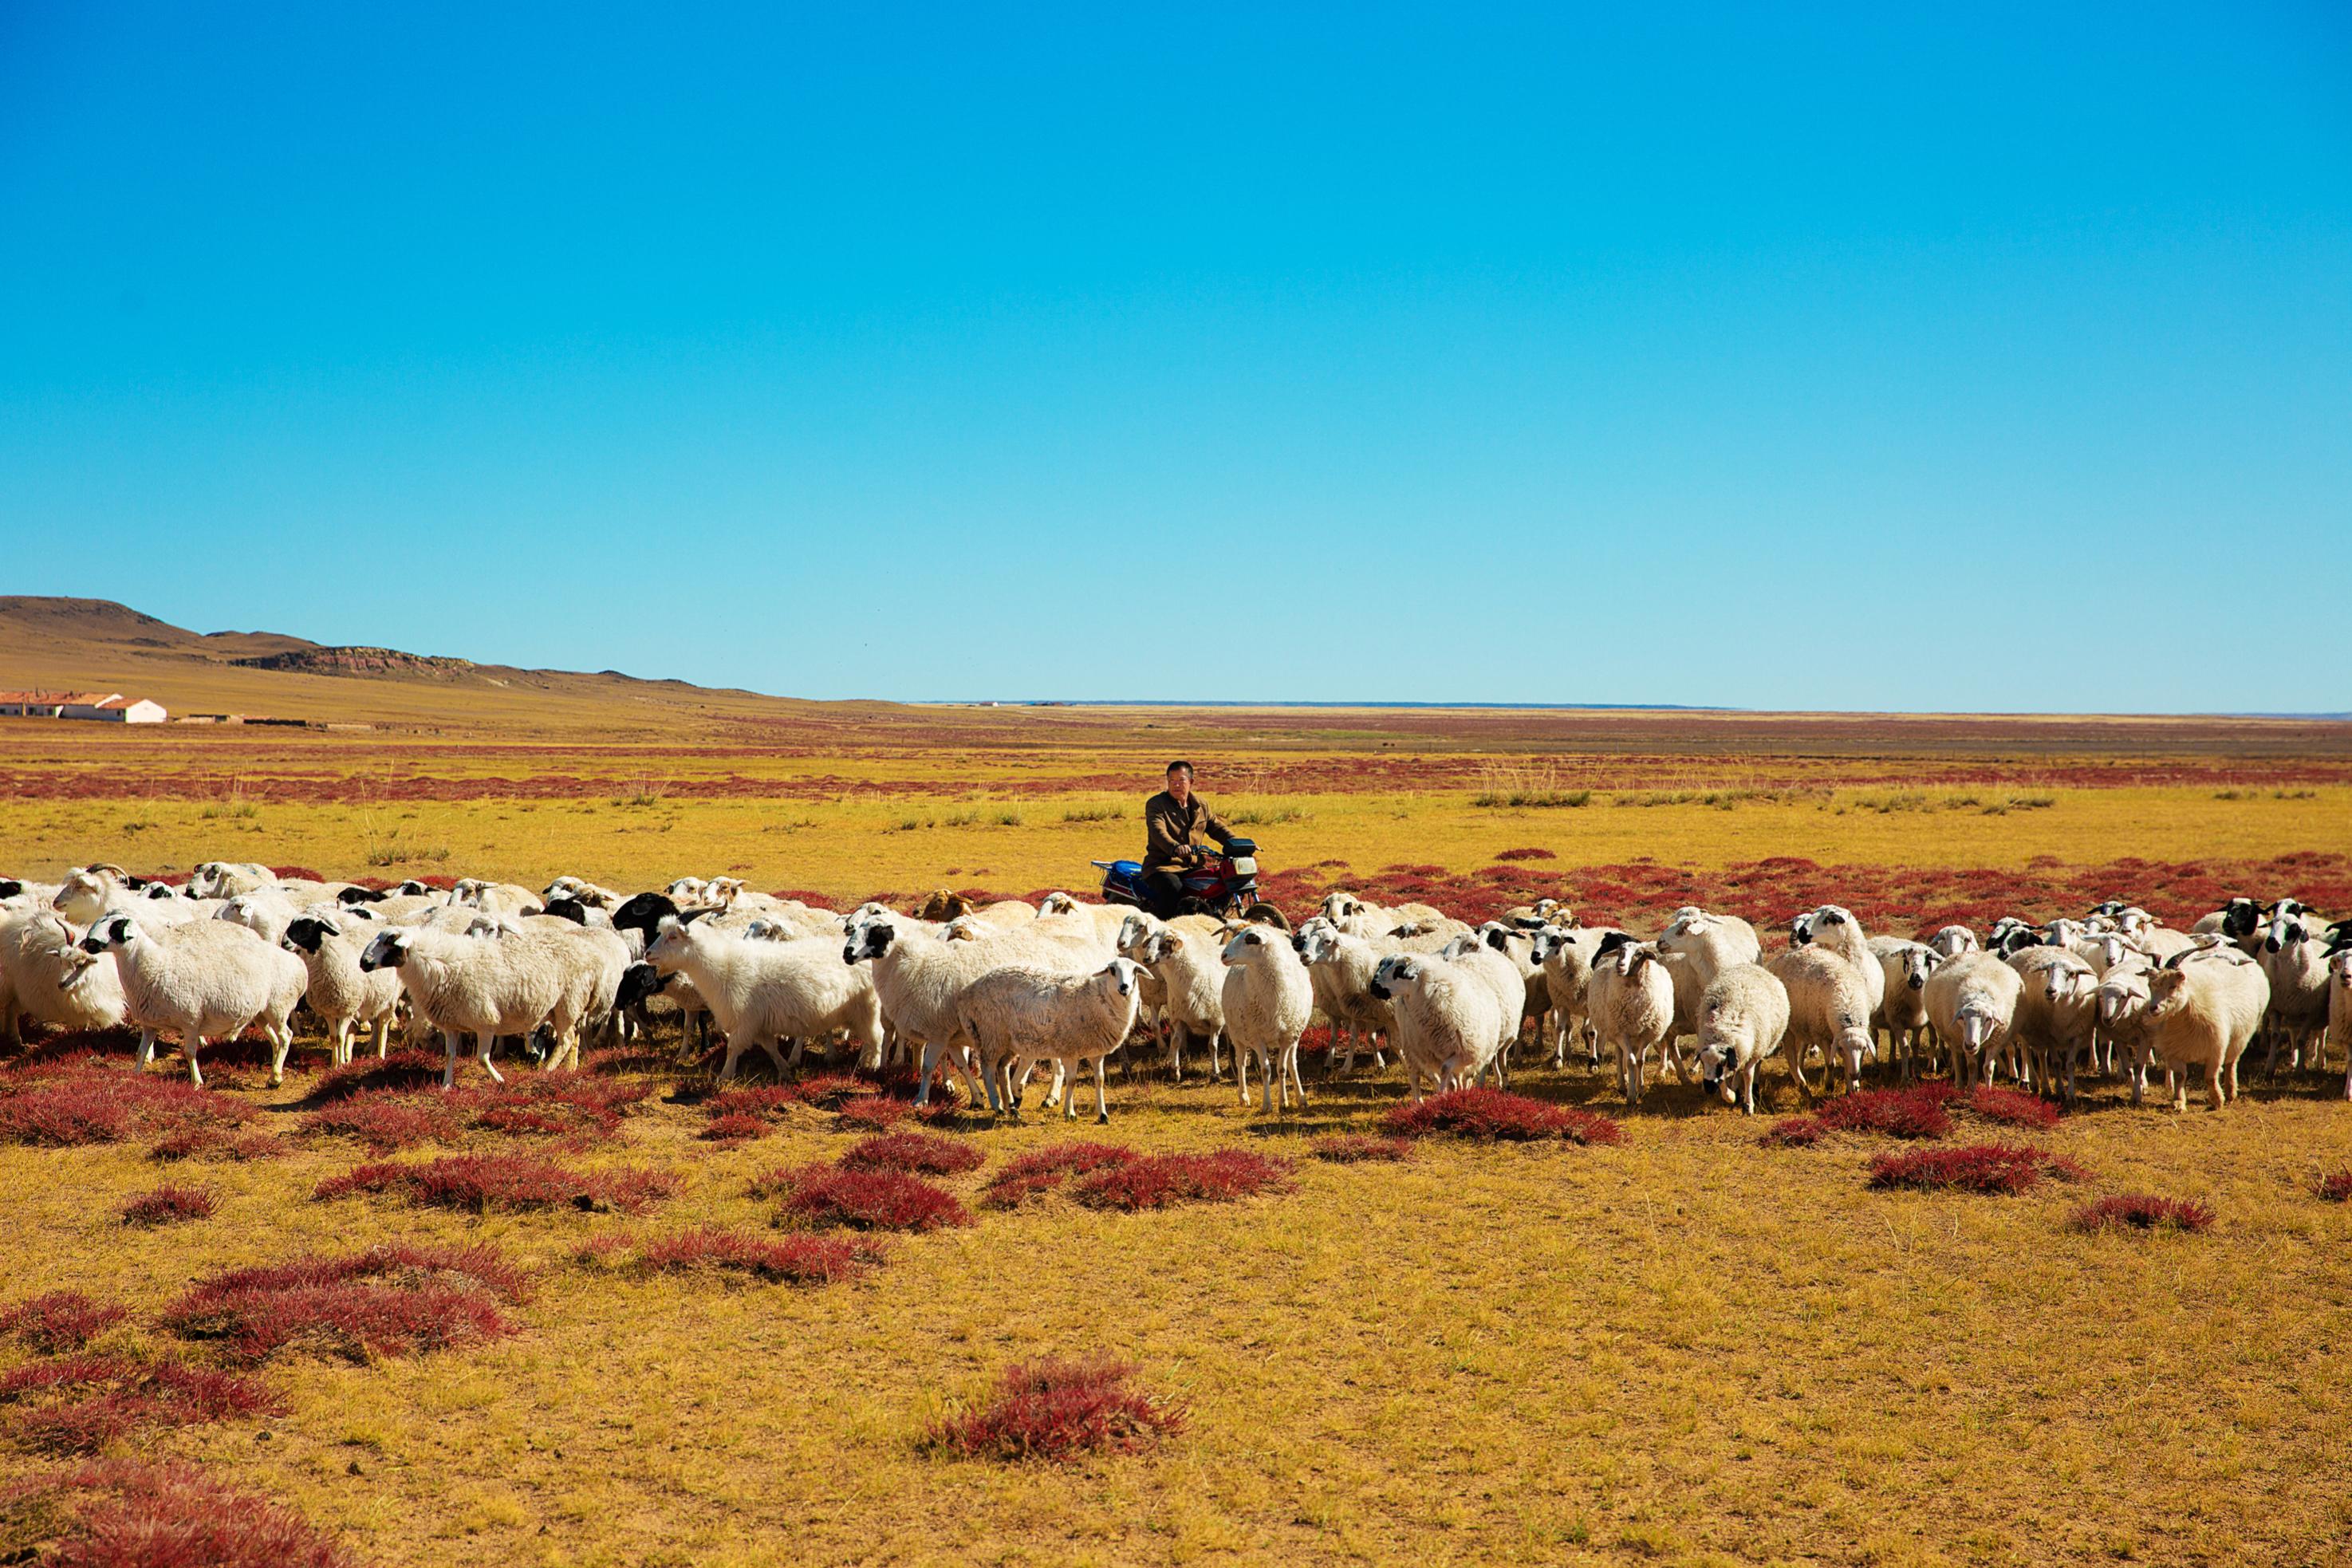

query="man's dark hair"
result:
[1164,760,1192,777]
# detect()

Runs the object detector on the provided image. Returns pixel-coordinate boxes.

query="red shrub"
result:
[455,1071,649,1142]
[161,1243,530,1363]
[978,1143,1140,1210]
[1310,1135,1416,1164]
[632,1225,886,1286]
[1382,1088,1624,1145]
[2069,1194,2215,1234]
[0,1066,254,1149]
[0,1352,281,1454]
[792,1074,878,1109]
[0,1292,126,1354]
[1760,1117,1826,1148]
[0,1459,356,1567]
[299,1089,463,1152]
[700,1112,768,1144]
[770,1165,973,1232]
[835,1096,910,1131]
[120,1184,215,1227]
[703,1084,805,1122]
[1961,1085,2063,1130]
[923,1355,1185,1462]
[313,1152,675,1215]
[305,1049,447,1102]
[1493,848,1558,862]
[1070,1150,1296,1212]
[1866,1143,2083,1195]
[2318,1170,2352,1203]
[839,1131,984,1177]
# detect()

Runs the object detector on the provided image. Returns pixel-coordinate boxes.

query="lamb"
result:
[644,918,883,1081]
[1290,917,1395,1076]
[1788,905,1885,1019]
[1923,952,2023,1090]
[2257,909,2333,1077]
[1766,946,1875,1098]
[1117,911,1231,1081]
[2006,947,2099,1105]
[1528,924,1629,1068]
[1368,953,1507,1099]
[284,911,405,1063]
[1692,963,1791,1114]
[841,906,994,1108]
[953,959,1143,1120]
[2141,952,2271,1111]
[0,908,128,1045]
[1219,924,1314,1113]
[1866,938,1941,1081]
[1586,935,1677,1106]
[186,861,275,899]
[73,915,306,1087]
[360,924,601,1087]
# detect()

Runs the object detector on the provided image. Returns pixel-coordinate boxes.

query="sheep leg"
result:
[136,1029,159,1071]
[2204,1062,2225,1111]
[1235,1045,1254,1108]
[1094,1058,1110,1124]
[765,1037,794,1081]
[476,1031,504,1085]
[184,1034,206,1088]
[1286,1043,1307,1109]
[1785,1041,1816,1101]
[269,1024,296,1089]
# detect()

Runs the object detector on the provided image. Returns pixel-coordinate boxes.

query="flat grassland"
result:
[3,705,2350,1568]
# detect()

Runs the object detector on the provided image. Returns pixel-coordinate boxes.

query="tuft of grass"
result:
[1068,1150,1296,1212]
[1492,847,1558,862]
[1866,1143,2086,1195]
[1960,1085,2063,1130]
[631,1225,888,1286]
[2317,1169,2352,1203]
[612,780,669,806]
[835,1096,911,1132]
[837,1131,984,1177]
[160,1243,531,1364]
[2068,1194,2214,1234]
[921,1355,1185,1463]
[700,1112,769,1144]
[1310,1134,1416,1164]
[978,1143,1139,1210]
[1384,1088,1624,1145]
[1058,804,1125,823]
[120,1183,216,1227]
[1765,1085,1953,1145]
[766,1165,973,1233]
[0,1291,128,1355]
[313,1152,676,1215]
[0,1352,282,1455]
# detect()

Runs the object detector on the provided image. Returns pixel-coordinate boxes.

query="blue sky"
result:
[2,2,2346,711]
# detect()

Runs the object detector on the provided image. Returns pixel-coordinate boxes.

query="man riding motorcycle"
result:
[1140,760,1236,918]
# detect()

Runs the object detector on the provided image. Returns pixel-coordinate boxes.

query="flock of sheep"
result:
[2,862,2347,1121]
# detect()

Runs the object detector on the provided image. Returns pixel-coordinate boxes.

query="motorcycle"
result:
[1093,838,1262,920]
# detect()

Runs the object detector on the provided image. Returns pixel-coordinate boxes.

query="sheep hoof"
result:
[1095,1113,1109,1125]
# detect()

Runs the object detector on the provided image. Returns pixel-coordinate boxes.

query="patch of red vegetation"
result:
[0,1459,356,1567]
[0,1063,255,1148]
[790,1074,879,1109]
[834,1096,910,1131]
[1960,1085,2063,1130]
[632,1225,886,1286]
[2317,1170,2352,1203]
[149,1127,287,1162]
[120,1183,215,1227]
[838,1130,985,1177]
[161,1243,530,1364]
[1069,1149,1296,1212]
[699,1112,767,1144]
[305,1050,448,1103]
[1492,847,1558,862]
[1765,1085,1954,1147]
[2069,1194,2215,1233]
[298,1089,463,1152]
[1382,1088,1624,1145]
[0,1352,281,1454]
[922,1355,1185,1463]
[456,1071,648,1142]
[765,1164,973,1232]
[703,1084,804,1122]
[978,1142,1140,1210]
[1310,1134,1416,1164]
[1866,1142,2087,1194]
[313,1152,675,1215]
[0,1292,127,1355]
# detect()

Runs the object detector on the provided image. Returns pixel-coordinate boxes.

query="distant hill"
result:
[0,595,858,739]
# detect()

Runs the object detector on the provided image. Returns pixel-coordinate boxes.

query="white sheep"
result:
[841,905,994,1108]
[1528,923,1629,1068]
[2142,953,2271,1111]
[2006,947,2098,1105]
[1789,904,1885,1020]
[53,865,199,928]
[1316,892,1451,940]
[644,918,882,1081]
[1692,962,1791,1114]
[187,861,274,899]
[1924,952,2023,1090]
[1766,946,1874,1098]
[284,911,405,1063]
[2257,910,2333,1077]
[1436,930,1530,1082]
[1368,952,1507,1098]
[1035,892,1134,951]
[450,878,544,920]
[74,914,306,1087]
[2327,947,2352,1101]
[1926,925,1980,960]
[1587,936,1676,1106]
[1470,921,1550,1057]
[1866,937,1941,1081]
[1219,924,1314,1113]
[1117,911,1231,1081]
[0,908,128,1045]
[360,924,597,1087]
[953,959,1144,1119]
[1290,916,1394,1076]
